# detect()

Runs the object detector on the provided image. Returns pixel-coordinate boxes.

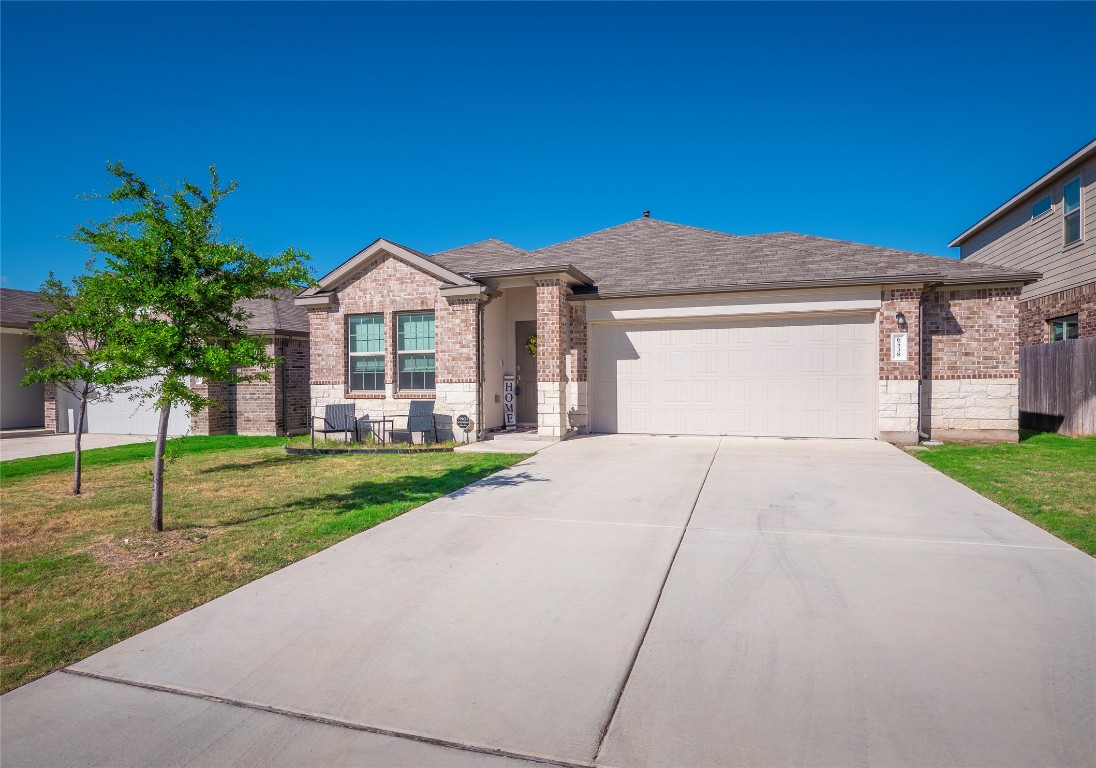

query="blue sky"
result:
[2,1,1093,290]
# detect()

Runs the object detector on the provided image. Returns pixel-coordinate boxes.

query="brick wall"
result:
[306,254,481,440]
[43,382,57,432]
[190,379,232,435]
[308,255,478,392]
[535,279,568,383]
[233,343,278,436]
[879,288,921,380]
[189,336,310,436]
[923,287,1020,380]
[1018,281,1096,345]
[534,279,569,437]
[281,338,310,434]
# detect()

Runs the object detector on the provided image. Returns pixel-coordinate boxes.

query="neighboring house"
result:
[950,139,1095,345]
[189,290,310,436]
[0,288,46,430]
[297,216,1038,444]
[42,289,310,436]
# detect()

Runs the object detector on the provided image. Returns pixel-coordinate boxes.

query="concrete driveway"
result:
[2,436,1093,767]
[0,433,159,461]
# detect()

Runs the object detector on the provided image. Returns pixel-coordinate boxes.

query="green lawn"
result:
[0,437,528,692]
[912,431,1096,555]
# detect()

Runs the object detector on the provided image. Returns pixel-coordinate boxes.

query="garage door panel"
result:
[84,375,191,435]
[591,314,876,438]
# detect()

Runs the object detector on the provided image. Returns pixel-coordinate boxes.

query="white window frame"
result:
[1031,193,1053,221]
[396,311,436,392]
[1063,175,1082,246]
[347,314,385,392]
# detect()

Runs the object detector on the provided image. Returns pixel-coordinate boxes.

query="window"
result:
[1049,314,1079,342]
[348,315,384,391]
[1063,176,1082,244]
[1032,194,1052,220]
[397,312,435,391]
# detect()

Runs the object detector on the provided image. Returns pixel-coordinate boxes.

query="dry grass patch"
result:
[1,439,528,692]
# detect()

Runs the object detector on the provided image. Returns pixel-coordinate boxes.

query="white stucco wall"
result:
[481,293,505,429]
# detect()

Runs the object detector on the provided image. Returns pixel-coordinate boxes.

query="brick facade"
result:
[919,286,1021,442]
[1018,281,1096,346]
[43,382,57,432]
[535,279,568,383]
[535,279,569,437]
[190,337,311,436]
[879,288,921,380]
[877,286,1020,443]
[305,254,481,440]
[302,260,1022,444]
[922,287,1021,380]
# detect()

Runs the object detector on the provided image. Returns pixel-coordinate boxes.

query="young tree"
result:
[22,270,141,495]
[74,162,312,531]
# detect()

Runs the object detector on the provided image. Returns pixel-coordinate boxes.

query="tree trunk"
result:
[72,398,86,495]
[150,402,172,532]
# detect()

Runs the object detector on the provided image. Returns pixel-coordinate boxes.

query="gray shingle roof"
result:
[0,288,47,329]
[1,287,307,335]
[526,218,1039,296]
[238,289,309,335]
[431,238,537,275]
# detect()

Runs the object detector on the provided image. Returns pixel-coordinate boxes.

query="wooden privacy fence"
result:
[1019,338,1096,436]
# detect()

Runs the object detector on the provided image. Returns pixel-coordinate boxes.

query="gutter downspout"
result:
[917,282,943,442]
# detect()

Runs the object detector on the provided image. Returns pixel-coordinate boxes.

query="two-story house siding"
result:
[951,139,1096,345]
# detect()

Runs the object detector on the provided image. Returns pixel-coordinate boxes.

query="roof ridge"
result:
[434,237,527,256]
[529,216,738,255]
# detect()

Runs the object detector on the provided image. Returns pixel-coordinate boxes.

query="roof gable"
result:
[300,238,476,300]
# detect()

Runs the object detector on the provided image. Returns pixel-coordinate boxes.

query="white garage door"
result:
[590,314,877,438]
[82,376,191,435]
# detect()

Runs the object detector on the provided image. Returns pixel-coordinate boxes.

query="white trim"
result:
[300,239,477,298]
[438,285,489,299]
[1062,173,1084,246]
[395,310,437,393]
[1030,193,1053,222]
[584,287,882,323]
[347,314,385,393]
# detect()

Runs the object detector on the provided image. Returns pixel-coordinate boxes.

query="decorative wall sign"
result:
[891,332,909,362]
[503,375,517,429]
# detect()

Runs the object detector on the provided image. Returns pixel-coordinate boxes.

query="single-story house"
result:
[42,289,310,436]
[0,288,46,430]
[949,138,1094,345]
[296,215,1039,444]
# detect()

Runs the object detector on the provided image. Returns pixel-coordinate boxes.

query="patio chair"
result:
[390,400,438,444]
[311,403,357,447]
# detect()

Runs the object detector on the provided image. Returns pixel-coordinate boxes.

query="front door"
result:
[515,320,538,424]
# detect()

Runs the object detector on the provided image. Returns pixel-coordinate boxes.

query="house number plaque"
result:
[891,332,909,362]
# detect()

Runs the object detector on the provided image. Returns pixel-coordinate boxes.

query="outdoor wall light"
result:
[895,311,908,331]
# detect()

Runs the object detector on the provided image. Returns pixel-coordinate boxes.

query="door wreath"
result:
[524,335,538,356]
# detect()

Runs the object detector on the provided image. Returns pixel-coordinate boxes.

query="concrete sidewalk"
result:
[2,436,1093,767]
[0,433,160,461]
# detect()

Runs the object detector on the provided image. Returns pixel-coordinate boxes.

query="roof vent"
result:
[642,210,651,218]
